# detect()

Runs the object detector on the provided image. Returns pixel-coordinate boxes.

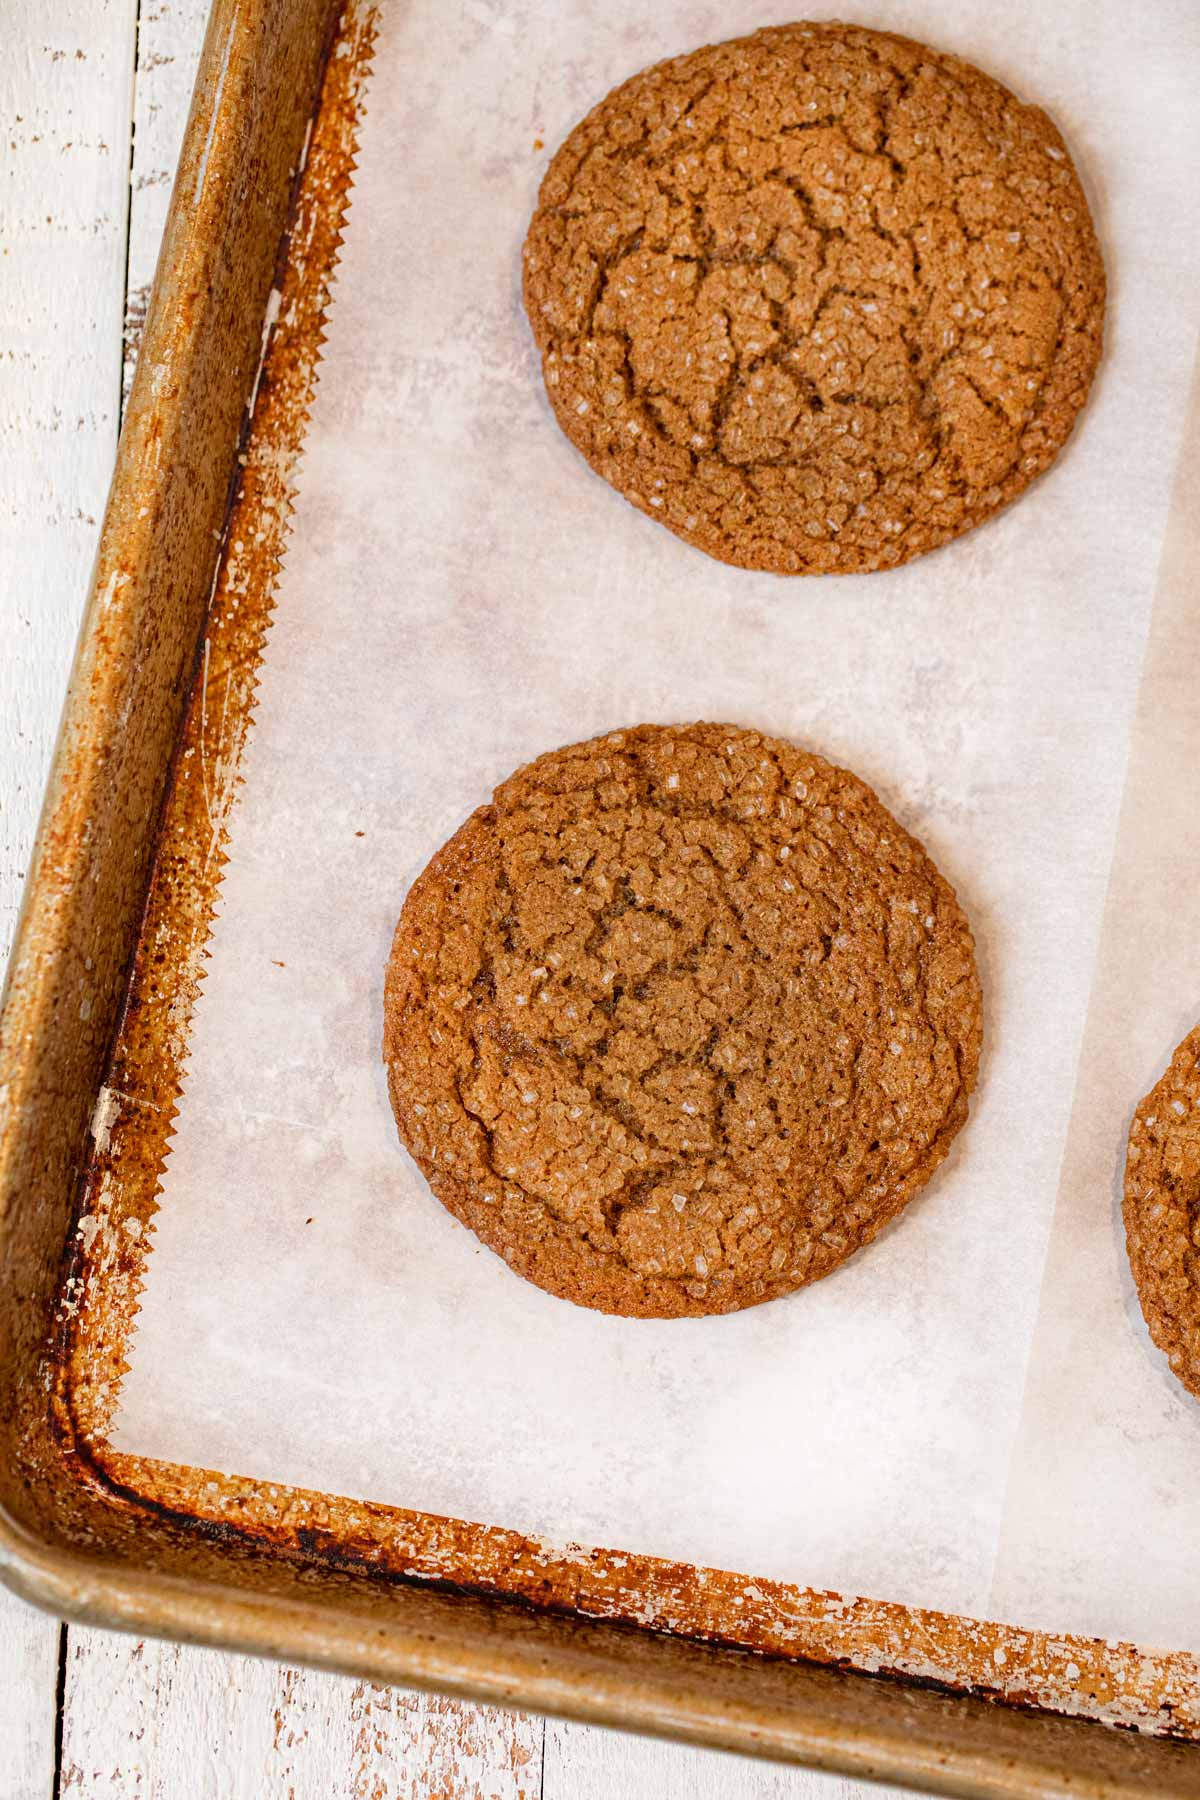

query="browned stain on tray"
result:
[49,0,1200,1753]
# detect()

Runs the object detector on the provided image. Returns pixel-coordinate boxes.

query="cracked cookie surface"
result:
[522,22,1104,575]
[1124,1027,1200,1399]
[384,724,982,1317]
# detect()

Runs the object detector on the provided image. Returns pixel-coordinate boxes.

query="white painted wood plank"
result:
[59,1631,542,1798]
[545,1717,922,1800]
[59,1637,313,1796]
[121,0,209,398]
[0,1593,59,1800]
[0,0,138,958]
[0,5,139,1798]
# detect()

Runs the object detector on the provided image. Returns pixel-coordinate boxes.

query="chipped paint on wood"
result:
[0,0,138,957]
[60,1631,544,1799]
[347,1686,541,1800]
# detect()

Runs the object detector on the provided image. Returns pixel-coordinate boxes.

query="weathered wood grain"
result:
[0,1591,59,1800]
[59,1636,543,1799]
[0,0,138,958]
[342,1685,541,1800]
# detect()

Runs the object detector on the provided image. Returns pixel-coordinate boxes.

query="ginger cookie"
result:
[1124,1027,1200,1399]
[522,22,1104,575]
[384,724,982,1318]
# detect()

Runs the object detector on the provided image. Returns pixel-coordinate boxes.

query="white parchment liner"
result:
[114,0,1200,1652]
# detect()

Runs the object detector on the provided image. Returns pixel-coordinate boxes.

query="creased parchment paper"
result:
[114,0,1200,1650]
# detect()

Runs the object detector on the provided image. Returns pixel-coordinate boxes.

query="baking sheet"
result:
[112,0,1200,1650]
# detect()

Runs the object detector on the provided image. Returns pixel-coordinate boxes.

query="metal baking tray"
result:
[3,2,1200,1793]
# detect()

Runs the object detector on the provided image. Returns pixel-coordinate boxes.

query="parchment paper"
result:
[114,0,1200,1650]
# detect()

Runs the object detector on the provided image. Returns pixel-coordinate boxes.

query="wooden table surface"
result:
[0,5,922,1794]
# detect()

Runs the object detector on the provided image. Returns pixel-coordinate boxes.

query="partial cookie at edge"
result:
[1124,1026,1200,1399]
